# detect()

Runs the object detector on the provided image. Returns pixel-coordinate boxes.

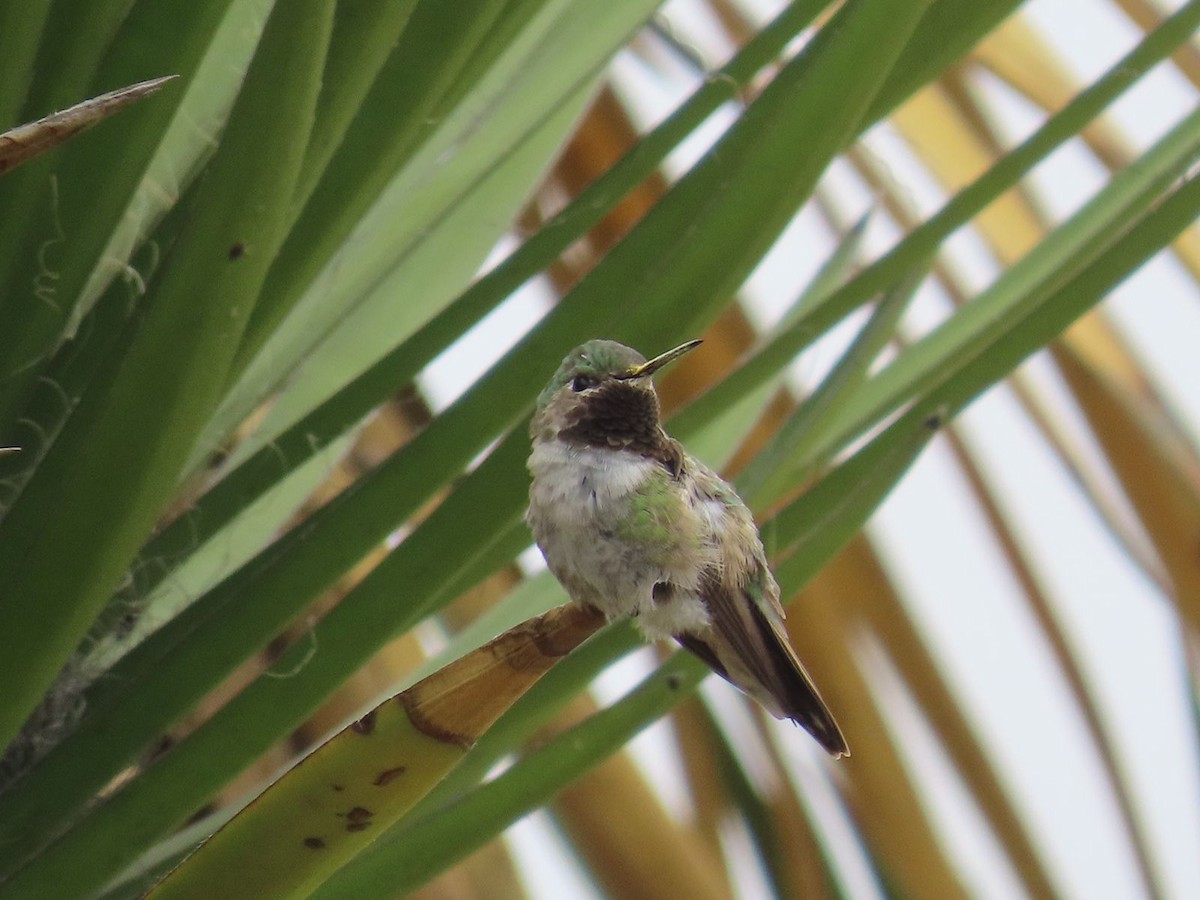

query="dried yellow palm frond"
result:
[787,567,970,899]
[548,695,734,900]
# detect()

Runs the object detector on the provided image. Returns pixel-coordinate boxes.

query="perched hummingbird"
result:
[527,339,848,757]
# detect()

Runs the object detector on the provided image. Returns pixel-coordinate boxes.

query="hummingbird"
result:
[527,339,848,757]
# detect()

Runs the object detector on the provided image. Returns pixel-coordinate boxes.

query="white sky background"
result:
[422,1,1200,897]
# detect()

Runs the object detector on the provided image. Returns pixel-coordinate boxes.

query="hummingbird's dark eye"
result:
[571,374,598,392]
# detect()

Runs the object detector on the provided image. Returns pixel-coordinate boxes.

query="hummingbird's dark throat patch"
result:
[560,381,677,470]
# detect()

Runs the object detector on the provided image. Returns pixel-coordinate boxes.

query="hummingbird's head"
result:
[531,339,701,446]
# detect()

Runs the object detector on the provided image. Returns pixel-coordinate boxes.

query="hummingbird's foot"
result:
[631,580,711,641]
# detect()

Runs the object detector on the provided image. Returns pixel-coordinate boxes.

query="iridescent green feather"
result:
[614,467,687,552]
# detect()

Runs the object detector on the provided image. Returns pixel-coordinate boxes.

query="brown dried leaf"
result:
[0,76,175,176]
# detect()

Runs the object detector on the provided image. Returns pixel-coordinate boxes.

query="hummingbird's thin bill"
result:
[621,339,702,379]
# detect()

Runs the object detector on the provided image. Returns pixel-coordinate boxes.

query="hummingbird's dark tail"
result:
[678,581,849,758]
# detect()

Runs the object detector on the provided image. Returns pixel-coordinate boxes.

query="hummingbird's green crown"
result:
[536,338,703,411]
[535,340,647,410]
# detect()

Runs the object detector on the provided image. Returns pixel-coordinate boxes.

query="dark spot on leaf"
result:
[373,766,406,786]
[350,710,377,735]
[665,673,682,690]
[228,242,245,260]
[185,803,216,827]
[346,806,373,822]
[331,783,345,792]
[116,611,139,637]
[147,735,175,764]
[303,836,325,849]
[346,822,371,832]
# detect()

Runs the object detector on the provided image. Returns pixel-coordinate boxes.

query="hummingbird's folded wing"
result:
[678,573,849,758]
